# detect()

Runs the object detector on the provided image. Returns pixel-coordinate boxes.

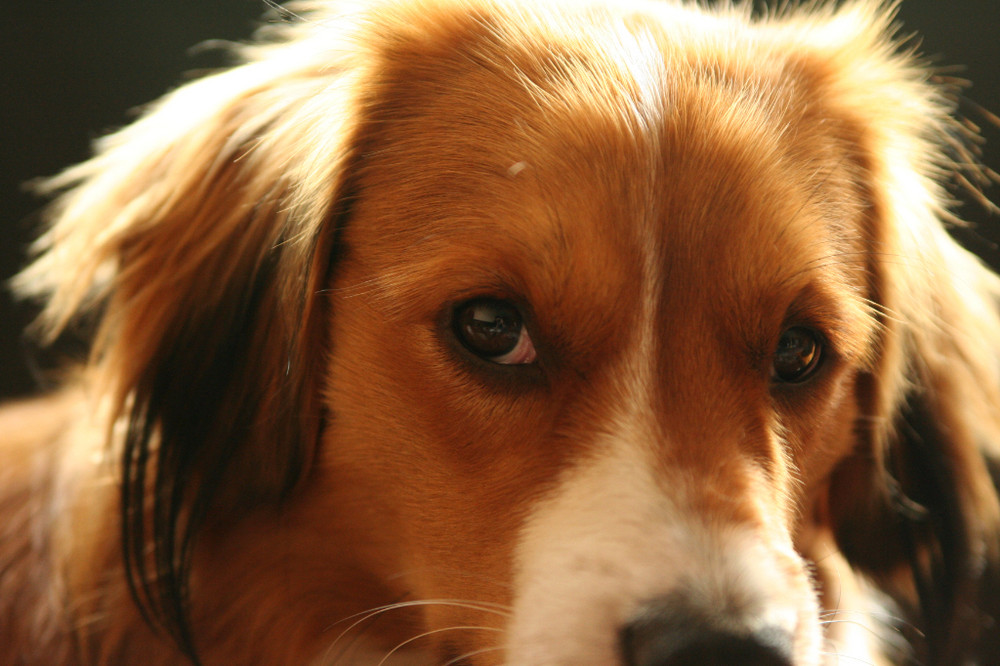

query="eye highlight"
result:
[772,327,824,383]
[453,298,538,365]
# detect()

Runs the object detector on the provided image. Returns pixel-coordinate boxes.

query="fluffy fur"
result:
[2,0,999,664]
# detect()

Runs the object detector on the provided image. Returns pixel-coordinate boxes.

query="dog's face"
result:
[19,1,1000,665]
[323,24,876,659]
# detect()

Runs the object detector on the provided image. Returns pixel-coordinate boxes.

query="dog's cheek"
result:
[317,283,566,617]
[783,370,866,514]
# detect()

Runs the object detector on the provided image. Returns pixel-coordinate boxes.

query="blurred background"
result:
[1,0,999,399]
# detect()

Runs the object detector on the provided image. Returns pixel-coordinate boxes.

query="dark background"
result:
[2,1,999,399]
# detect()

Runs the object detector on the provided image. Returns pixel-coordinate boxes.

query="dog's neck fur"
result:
[0,389,161,664]
[0,390,94,664]
[0,388,426,665]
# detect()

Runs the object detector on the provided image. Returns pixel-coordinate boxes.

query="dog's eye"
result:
[772,327,823,383]
[454,299,537,365]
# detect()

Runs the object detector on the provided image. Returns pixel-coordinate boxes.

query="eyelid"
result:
[781,284,872,367]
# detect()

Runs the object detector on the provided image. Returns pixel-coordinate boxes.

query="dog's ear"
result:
[830,230,1000,661]
[803,4,1000,662]
[14,15,364,655]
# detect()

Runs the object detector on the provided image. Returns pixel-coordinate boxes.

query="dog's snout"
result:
[619,600,795,666]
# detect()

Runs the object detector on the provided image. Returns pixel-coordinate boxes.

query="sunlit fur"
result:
[2,1,999,664]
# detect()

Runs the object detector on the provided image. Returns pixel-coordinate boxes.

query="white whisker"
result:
[441,644,505,666]
[377,626,502,666]
[321,599,510,665]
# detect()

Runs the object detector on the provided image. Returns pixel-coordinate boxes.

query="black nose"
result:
[620,601,795,666]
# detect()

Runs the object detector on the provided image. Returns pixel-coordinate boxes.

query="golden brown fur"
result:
[3,1,1000,664]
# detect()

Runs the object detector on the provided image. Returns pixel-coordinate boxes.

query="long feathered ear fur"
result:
[14,8,366,658]
[798,4,1000,663]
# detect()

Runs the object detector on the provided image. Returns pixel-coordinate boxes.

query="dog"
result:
[2,0,999,664]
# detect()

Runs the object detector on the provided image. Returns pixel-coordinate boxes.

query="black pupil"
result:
[457,301,522,357]
[773,327,819,382]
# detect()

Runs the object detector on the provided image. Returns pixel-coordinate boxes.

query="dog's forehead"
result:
[346,2,871,343]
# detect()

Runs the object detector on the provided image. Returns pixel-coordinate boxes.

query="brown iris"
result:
[772,327,823,383]
[455,299,526,360]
